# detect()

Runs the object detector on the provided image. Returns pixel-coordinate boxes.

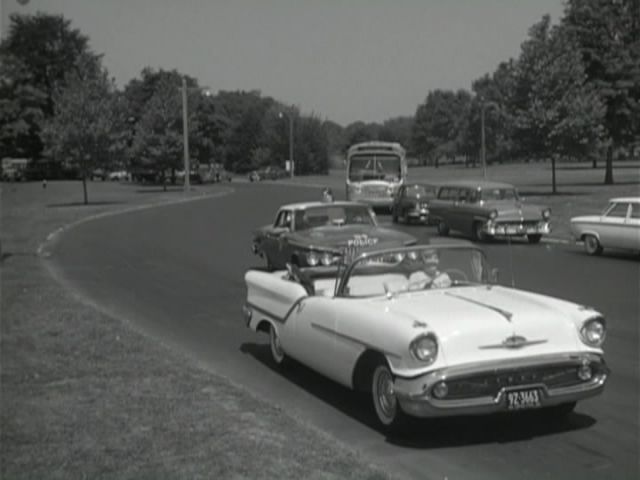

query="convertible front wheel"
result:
[269,325,286,365]
[371,363,407,431]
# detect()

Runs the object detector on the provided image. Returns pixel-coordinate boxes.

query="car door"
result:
[621,202,640,250]
[395,186,406,217]
[431,187,454,224]
[598,202,630,249]
[448,188,470,232]
[280,296,346,384]
[263,209,292,267]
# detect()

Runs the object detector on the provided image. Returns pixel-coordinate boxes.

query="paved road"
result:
[46,182,639,480]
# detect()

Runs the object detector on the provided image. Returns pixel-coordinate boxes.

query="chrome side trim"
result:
[310,322,402,360]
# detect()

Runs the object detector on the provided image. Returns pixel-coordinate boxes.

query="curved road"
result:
[45,183,639,480]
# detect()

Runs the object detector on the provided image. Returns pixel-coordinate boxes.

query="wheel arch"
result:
[352,349,390,392]
[579,230,601,242]
[255,318,275,334]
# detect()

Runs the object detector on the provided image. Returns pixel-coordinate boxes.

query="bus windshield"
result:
[348,154,401,182]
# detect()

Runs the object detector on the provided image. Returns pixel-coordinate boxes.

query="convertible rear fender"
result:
[244,270,308,330]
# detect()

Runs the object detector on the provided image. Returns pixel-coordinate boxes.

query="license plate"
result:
[506,388,541,410]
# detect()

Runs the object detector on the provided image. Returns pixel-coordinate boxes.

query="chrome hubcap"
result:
[375,368,396,419]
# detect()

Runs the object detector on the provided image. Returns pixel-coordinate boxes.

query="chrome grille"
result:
[361,185,389,198]
[442,364,598,400]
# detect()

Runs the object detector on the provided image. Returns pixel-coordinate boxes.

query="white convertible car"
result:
[243,243,609,431]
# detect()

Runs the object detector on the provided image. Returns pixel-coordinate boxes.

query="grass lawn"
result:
[1,180,393,479]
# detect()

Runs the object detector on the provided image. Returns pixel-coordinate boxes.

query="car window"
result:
[481,188,518,201]
[605,202,628,218]
[439,187,455,200]
[458,189,472,203]
[630,204,640,219]
[275,210,292,228]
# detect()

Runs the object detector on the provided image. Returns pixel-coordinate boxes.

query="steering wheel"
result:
[443,268,469,283]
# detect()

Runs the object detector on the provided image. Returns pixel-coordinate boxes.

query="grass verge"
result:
[1,180,393,479]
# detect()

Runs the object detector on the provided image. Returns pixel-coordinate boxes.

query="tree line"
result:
[1,0,638,202]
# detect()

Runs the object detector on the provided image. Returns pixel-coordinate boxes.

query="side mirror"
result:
[489,268,500,284]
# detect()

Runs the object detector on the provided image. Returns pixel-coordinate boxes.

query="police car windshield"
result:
[295,205,375,230]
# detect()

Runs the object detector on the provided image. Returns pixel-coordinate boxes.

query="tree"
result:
[129,75,186,189]
[468,61,518,166]
[379,116,414,154]
[513,15,606,192]
[563,0,640,184]
[42,57,121,204]
[0,13,100,160]
[412,89,471,166]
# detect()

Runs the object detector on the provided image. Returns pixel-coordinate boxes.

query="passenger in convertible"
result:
[406,249,452,290]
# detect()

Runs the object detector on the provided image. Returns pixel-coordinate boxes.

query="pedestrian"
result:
[42,178,47,189]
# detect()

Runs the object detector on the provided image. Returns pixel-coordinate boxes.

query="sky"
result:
[1,0,566,126]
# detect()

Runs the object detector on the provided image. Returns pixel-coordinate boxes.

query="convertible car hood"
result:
[289,225,416,250]
[363,285,581,366]
[483,201,546,222]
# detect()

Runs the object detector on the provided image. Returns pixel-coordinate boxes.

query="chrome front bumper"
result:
[483,220,551,237]
[393,353,609,418]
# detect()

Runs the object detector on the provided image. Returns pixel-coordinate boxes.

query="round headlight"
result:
[542,208,551,220]
[306,251,319,267]
[320,252,334,266]
[489,209,498,220]
[580,317,606,347]
[410,334,438,364]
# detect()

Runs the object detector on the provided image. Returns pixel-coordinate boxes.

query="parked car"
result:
[428,180,551,243]
[251,200,417,270]
[249,165,288,181]
[243,243,609,431]
[108,170,129,181]
[90,168,107,181]
[1,158,28,182]
[570,197,640,255]
[391,183,438,224]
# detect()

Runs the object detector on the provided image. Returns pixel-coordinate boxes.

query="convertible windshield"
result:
[480,188,519,201]
[348,154,401,182]
[342,246,489,297]
[295,204,376,231]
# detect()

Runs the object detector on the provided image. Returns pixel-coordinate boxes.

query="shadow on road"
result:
[240,342,596,447]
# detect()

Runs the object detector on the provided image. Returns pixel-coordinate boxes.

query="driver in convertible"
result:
[407,249,452,290]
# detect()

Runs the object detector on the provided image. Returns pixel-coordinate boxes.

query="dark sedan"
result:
[428,180,551,243]
[391,183,438,224]
[251,201,417,270]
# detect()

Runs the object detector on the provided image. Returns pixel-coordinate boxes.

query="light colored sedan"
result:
[570,197,640,255]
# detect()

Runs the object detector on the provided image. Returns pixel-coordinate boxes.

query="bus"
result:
[345,141,407,209]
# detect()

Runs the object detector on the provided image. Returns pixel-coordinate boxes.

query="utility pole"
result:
[279,108,294,178]
[182,76,190,193]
